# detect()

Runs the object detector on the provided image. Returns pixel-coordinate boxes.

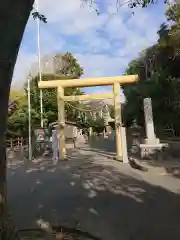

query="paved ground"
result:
[7,146,180,240]
[88,136,180,177]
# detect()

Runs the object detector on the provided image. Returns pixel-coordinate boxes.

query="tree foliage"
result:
[123,2,180,136]
[53,52,83,77]
[83,0,169,14]
[7,53,84,138]
[26,73,84,124]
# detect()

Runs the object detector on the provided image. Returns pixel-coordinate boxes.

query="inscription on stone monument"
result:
[143,98,153,123]
[143,98,156,143]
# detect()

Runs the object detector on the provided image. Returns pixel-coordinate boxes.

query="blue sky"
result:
[12,0,167,99]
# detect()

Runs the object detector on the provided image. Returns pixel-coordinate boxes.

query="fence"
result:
[6,137,29,163]
[6,137,28,149]
[6,137,51,162]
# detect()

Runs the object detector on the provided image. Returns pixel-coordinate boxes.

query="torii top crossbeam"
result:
[38,75,138,89]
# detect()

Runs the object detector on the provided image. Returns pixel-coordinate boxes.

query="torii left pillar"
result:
[57,86,66,160]
[113,82,122,161]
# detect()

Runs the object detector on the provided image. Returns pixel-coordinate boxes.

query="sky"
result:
[12,0,167,100]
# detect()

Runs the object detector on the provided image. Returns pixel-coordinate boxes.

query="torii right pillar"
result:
[113,82,128,162]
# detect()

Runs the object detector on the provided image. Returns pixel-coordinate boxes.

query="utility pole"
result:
[27,75,32,161]
[35,0,43,128]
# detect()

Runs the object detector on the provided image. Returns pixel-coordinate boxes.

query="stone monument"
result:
[143,98,159,144]
[140,98,168,158]
[103,104,112,134]
[103,105,110,125]
[92,112,96,121]
[130,119,141,155]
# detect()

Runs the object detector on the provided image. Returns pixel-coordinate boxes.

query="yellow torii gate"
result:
[38,75,138,161]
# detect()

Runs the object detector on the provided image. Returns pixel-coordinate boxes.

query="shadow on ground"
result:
[88,136,180,179]
[7,148,180,240]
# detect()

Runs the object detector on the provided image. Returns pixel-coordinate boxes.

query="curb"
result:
[135,160,180,175]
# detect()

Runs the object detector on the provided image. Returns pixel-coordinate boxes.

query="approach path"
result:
[7,144,180,240]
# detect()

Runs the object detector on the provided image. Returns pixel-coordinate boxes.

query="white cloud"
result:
[39,29,65,54]
[12,52,36,89]
[38,0,83,23]
[38,0,106,35]
[81,31,112,53]
[12,0,165,92]
[76,53,127,77]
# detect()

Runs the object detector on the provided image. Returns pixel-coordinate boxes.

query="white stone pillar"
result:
[92,112,96,121]
[89,127,93,136]
[143,98,159,144]
[99,109,103,118]
[103,105,110,126]
[121,127,128,163]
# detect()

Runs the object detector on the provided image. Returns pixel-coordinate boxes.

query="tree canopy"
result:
[7,52,85,138]
[123,2,180,136]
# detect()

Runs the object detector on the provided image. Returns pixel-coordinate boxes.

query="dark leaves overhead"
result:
[32,11,47,23]
[128,0,169,8]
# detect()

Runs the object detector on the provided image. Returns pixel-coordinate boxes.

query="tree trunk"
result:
[0,0,35,239]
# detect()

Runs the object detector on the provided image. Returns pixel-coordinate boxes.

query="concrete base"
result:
[103,135,109,139]
[115,156,123,161]
[144,138,160,145]
[66,138,76,149]
[121,127,129,163]
[66,135,86,149]
[105,125,112,134]
[140,143,168,158]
